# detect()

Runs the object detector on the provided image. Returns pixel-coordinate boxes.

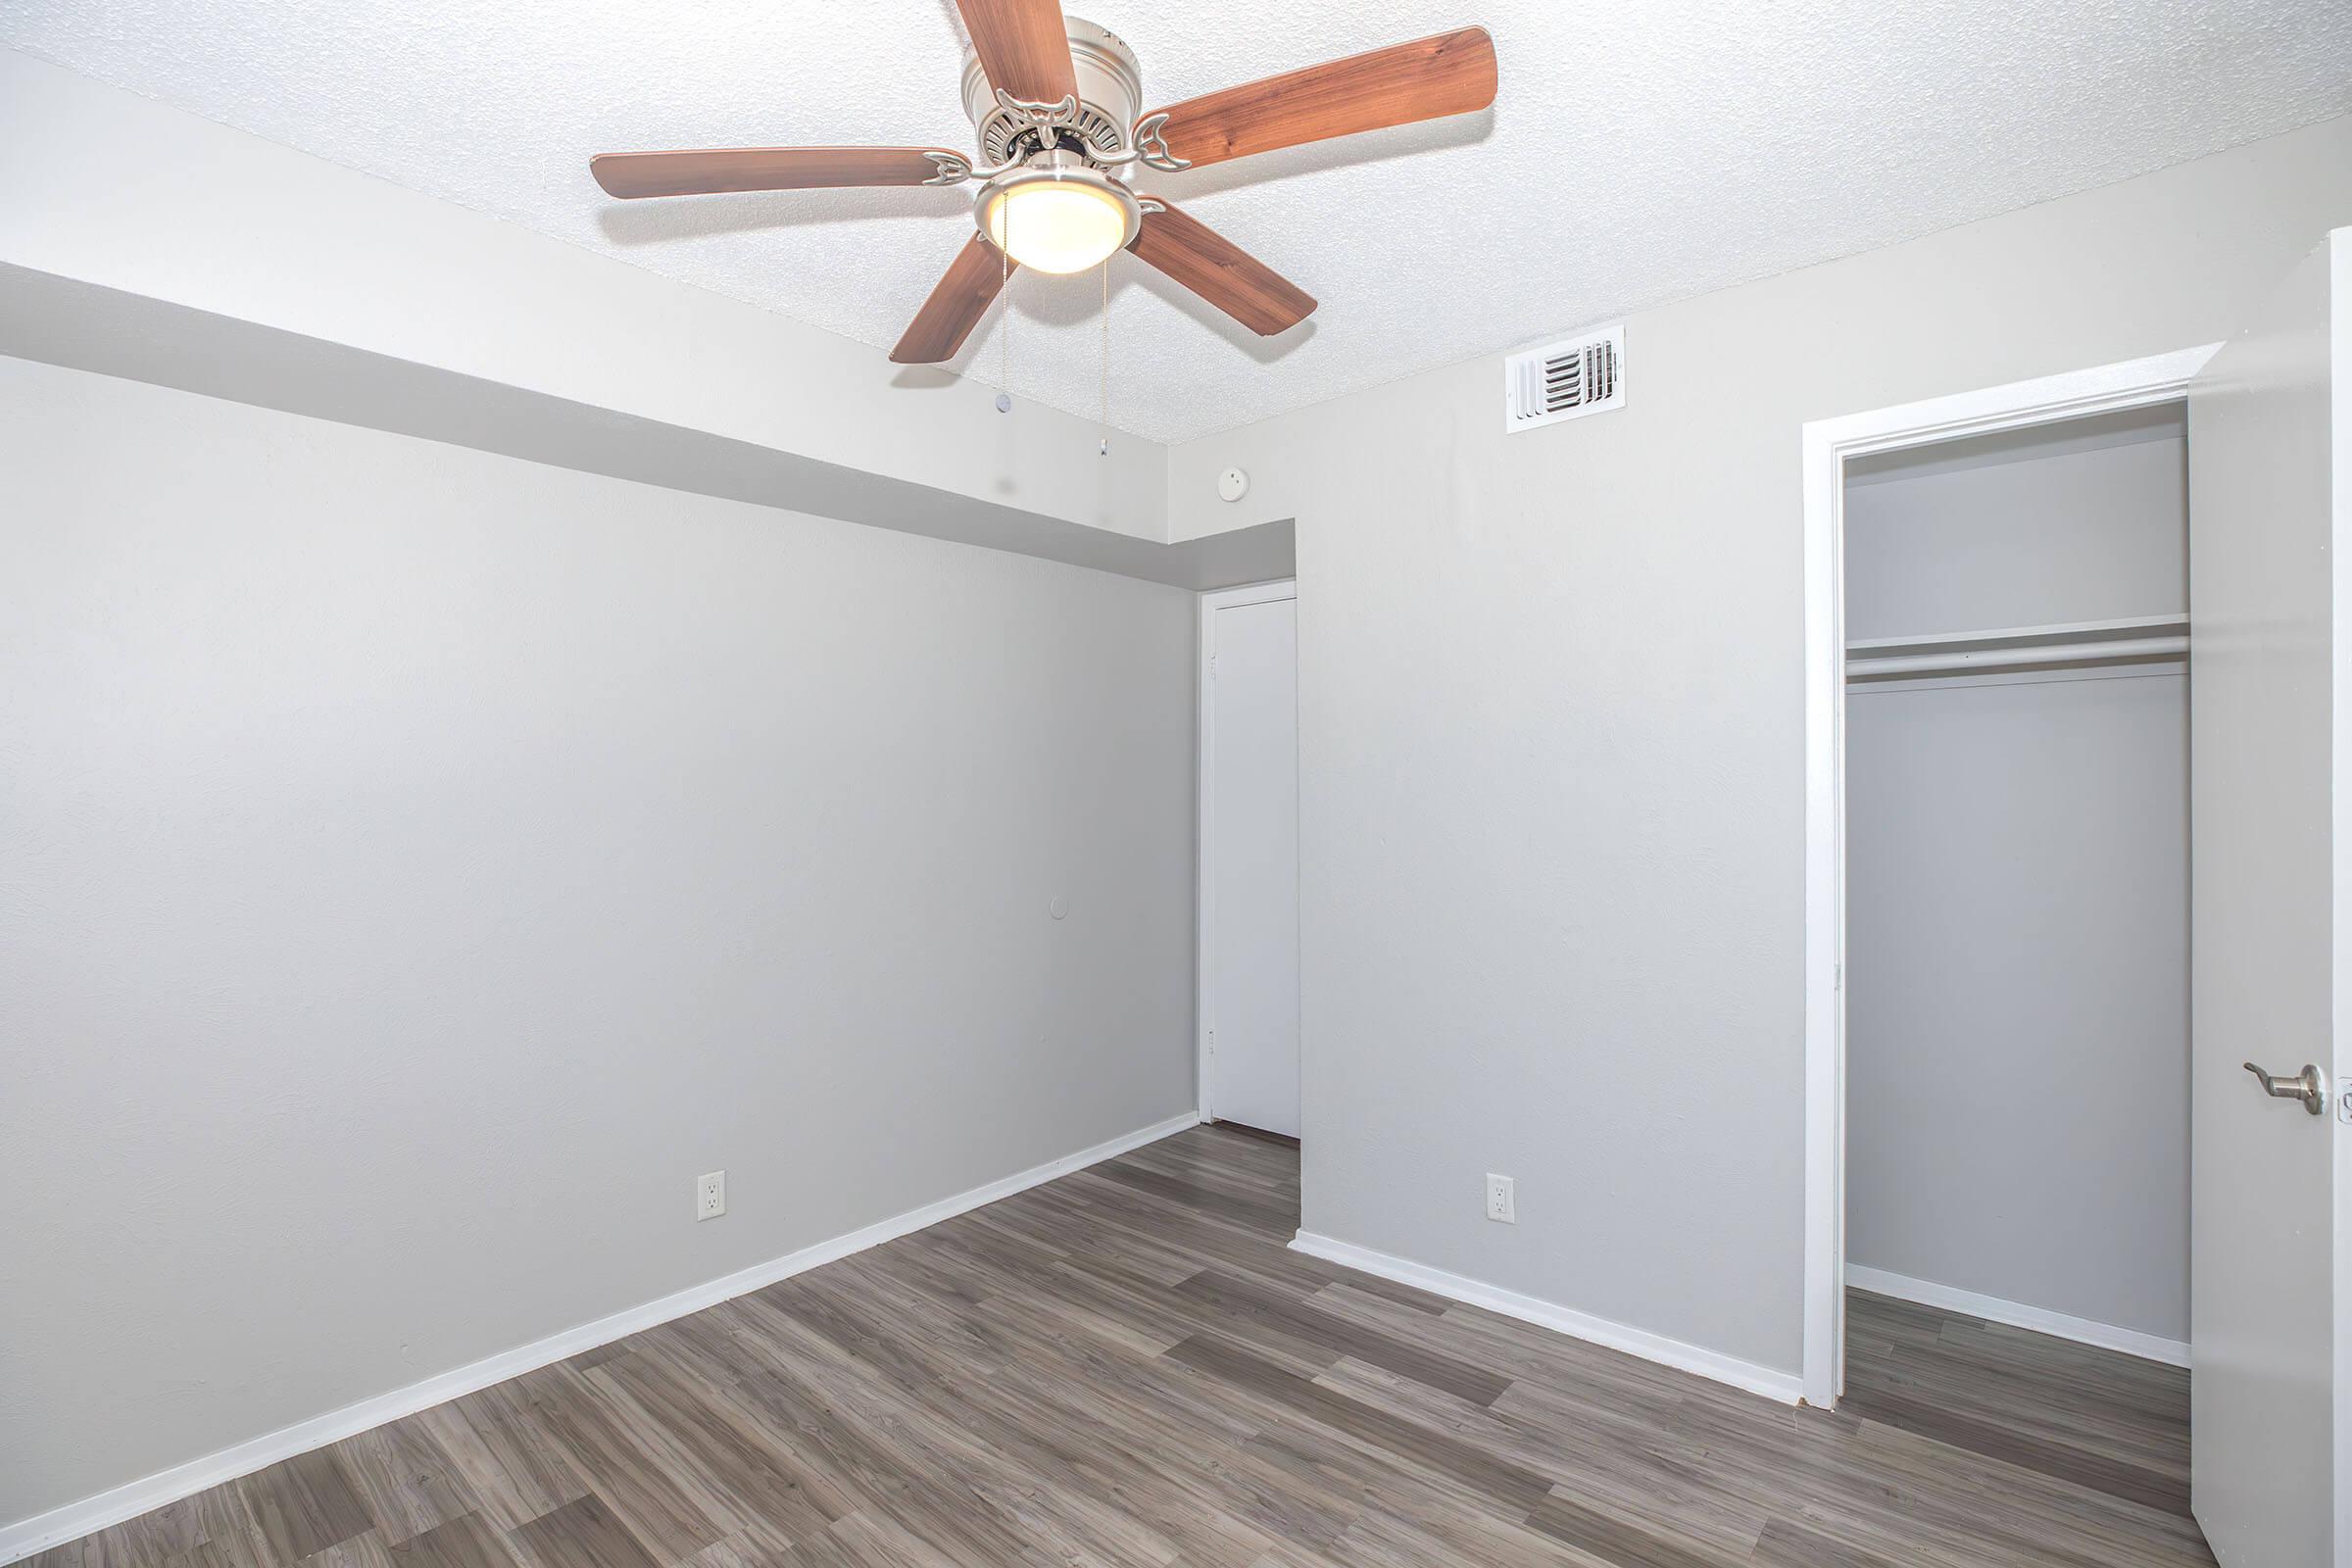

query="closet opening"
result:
[1809,265,2351,1560]
[1832,391,2195,1508]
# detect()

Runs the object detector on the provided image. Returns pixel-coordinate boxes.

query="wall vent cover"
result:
[1503,325,1626,432]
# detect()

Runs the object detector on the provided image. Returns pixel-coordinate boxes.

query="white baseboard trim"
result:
[1844,1264,2187,1367]
[1288,1230,1804,1406]
[0,1110,1201,1566]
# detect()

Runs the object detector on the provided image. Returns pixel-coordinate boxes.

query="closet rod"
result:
[1846,635,2187,680]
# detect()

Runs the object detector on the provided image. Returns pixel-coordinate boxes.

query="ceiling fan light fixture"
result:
[977,153,1140,274]
[590,6,1500,365]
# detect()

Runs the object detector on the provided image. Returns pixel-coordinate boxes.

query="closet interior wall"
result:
[1843,404,2192,1352]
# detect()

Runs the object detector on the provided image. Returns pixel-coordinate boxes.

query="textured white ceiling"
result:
[6,0,2348,442]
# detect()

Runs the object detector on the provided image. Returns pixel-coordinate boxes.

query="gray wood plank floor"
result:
[30,1124,2215,1567]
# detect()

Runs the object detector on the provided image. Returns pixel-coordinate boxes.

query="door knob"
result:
[2242,1061,2327,1115]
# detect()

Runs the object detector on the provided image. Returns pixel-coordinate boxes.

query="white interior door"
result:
[1202,587,1299,1138]
[2187,229,2344,1568]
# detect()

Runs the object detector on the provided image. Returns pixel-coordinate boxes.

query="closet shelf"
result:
[1845,612,2189,681]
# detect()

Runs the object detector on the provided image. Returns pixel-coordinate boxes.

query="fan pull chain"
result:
[995,202,1012,415]
[1098,258,1110,456]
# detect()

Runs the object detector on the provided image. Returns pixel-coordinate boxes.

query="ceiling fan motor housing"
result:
[959,16,1144,164]
[592,19,1493,362]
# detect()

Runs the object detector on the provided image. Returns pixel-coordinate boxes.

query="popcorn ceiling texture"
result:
[4,0,2347,442]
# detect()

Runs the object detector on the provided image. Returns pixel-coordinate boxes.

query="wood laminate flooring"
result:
[30,1125,2214,1567]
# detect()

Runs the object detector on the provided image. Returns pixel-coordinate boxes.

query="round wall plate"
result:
[1217,467,1250,503]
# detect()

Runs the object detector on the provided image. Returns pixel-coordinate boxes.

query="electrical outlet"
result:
[696,1170,726,1221]
[1484,1172,1516,1224]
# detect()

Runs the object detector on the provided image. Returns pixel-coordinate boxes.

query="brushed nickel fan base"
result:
[950,18,1153,267]
[918,18,1169,195]
[960,17,1144,164]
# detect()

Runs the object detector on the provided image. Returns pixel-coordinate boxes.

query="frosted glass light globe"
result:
[974,157,1141,275]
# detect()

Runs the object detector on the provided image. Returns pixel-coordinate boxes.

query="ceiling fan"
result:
[590,2,1497,366]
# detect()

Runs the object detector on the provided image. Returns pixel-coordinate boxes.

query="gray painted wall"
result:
[1162,114,2352,1377]
[1846,672,2190,1339]
[0,356,1199,1527]
[1844,426,2190,1343]
[1842,410,2187,639]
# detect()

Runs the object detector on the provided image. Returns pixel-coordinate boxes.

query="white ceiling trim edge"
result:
[0,261,1291,591]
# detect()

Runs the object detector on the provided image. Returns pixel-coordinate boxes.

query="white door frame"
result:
[1198,578,1299,1123]
[1798,345,2218,1408]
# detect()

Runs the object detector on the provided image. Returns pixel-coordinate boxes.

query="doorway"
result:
[1198,579,1300,1142]
[1801,345,2218,1407]
[1801,250,2352,1566]
[1842,399,2193,1374]
[1837,397,2199,1531]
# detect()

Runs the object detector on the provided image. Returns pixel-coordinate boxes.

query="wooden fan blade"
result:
[955,0,1078,105]
[1129,200,1314,337]
[892,235,1015,364]
[590,146,958,198]
[1142,26,1496,171]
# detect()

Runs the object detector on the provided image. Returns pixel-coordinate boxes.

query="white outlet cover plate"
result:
[697,1170,726,1220]
[1485,1173,1516,1224]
